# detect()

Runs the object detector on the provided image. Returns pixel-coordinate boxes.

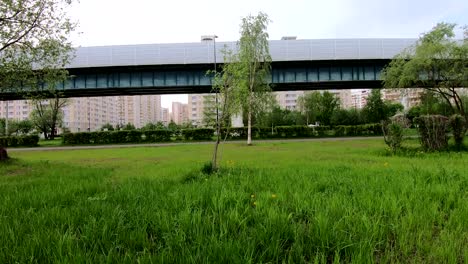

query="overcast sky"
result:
[68,0,468,108]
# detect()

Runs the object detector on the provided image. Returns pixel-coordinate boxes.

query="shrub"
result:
[126,130,142,143]
[391,114,411,129]
[449,114,466,150]
[143,130,172,142]
[182,128,214,141]
[382,121,404,153]
[313,126,330,137]
[334,126,345,137]
[414,115,449,151]
[0,135,39,147]
[109,131,128,144]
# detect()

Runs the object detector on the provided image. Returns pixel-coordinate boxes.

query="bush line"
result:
[62,124,383,145]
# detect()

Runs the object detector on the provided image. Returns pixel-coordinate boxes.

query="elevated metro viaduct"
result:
[1,38,416,100]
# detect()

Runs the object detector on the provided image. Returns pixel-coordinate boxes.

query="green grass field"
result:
[1,139,467,263]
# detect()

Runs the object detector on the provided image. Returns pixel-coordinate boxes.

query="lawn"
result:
[0,139,467,263]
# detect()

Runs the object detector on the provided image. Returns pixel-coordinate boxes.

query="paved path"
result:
[7,136,385,152]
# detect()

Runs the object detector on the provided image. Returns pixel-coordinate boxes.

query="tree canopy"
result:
[298,91,340,126]
[382,22,468,122]
[231,12,273,145]
[0,0,75,94]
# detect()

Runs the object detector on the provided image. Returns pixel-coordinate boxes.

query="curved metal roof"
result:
[68,38,416,69]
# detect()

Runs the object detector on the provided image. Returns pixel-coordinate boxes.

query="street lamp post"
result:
[202,35,218,128]
[202,35,220,170]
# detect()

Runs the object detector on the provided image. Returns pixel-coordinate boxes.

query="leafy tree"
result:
[382,22,468,129]
[230,12,272,145]
[258,106,305,127]
[317,91,340,126]
[167,120,179,132]
[387,102,404,116]
[0,0,75,160]
[202,94,217,128]
[331,108,365,126]
[361,90,404,124]
[0,119,5,136]
[407,91,454,125]
[299,91,339,126]
[208,49,241,170]
[141,122,165,131]
[30,98,67,139]
[122,123,136,131]
[298,92,319,125]
[6,119,34,135]
[100,123,115,131]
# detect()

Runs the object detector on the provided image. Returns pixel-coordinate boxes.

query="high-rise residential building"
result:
[161,108,169,125]
[171,102,189,125]
[382,89,423,109]
[188,91,307,126]
[324,89,354,109]
[188,94,208,126]
[350,89,371,109]
[1,95,162,132]
[0,100,32,121]
[275,91,304,110]
[117,95,162,128]
[64,97,120,132]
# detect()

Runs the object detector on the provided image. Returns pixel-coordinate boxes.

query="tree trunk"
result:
[212,133,220,171]
[50,124,56,140]
[247,104,252,145]
[0,146,8,161]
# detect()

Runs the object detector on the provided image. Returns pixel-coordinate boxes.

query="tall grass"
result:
[1,139,467,263]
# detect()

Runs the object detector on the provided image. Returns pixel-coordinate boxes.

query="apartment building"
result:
[382,89,423,109]
[0,100,32,121]
[1,94,162,132]
[171,102,189,125]
[161,107,169,125]
[117,95,162,128]
[275,91,305,110]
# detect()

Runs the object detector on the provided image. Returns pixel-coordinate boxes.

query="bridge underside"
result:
[0,60,388,100]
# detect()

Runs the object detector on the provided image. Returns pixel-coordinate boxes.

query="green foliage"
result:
[382,22,468,120]
[449,114,466,150]
[29,97,67,139]
[415,115,449,151]
[2,140,467,262]
[63,130,172,145]
[382,121,404,153]
[298,91,339,126]
[167,120,179,132]
[0,135,39,147]
[331,108,365,126]
[182,128,214,141]
[100,123,115,131]
[141,122,165,131]
[333,124,383,137]
[257,106,306,127]
[227,12,273,145]
[202,94,217,127]
[363,89,388,123]
[143,130,172,142]
[362,90,404,123]
[0,118,34,136]
[122,123,136,131]
[0,0,76,95]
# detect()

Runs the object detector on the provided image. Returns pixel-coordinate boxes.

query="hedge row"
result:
[62,124,383,145]
[181,128,215,141]
[62,130,172,145]
[221,124,382,139]
[0,135,40,147]
[333,124,383,137]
